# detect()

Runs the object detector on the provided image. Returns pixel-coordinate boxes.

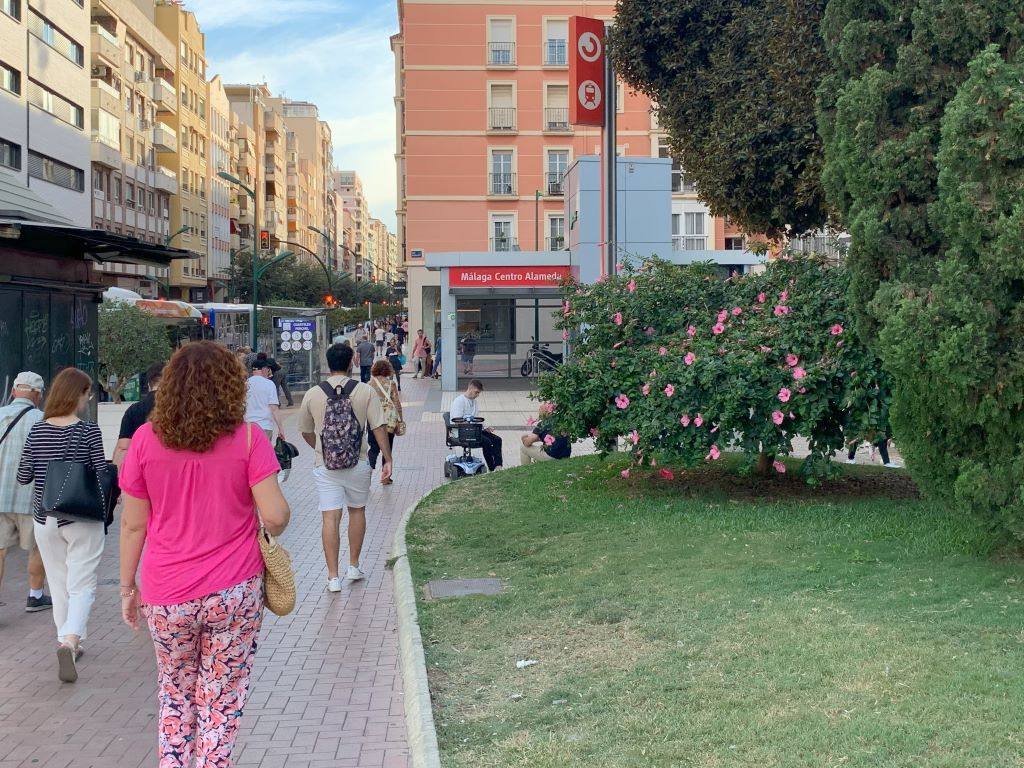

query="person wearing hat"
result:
[245,359,285,443]
[0,372,51,612]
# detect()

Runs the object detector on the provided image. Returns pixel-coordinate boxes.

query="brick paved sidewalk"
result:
[0,375,450,768]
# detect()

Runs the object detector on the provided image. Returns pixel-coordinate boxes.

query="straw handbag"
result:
[247,424,296,616]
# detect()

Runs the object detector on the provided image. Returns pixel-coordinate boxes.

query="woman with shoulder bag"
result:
[118,342,291,767]
[16,367,107,683]
[386,337,404,392]
[367,359,403,486]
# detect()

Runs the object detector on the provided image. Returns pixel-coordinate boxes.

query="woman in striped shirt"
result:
[17,367,106,683]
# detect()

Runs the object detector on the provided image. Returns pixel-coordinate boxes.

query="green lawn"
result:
[406,455,1024,768]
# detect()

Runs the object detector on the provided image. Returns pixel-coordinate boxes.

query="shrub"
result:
[537,257,890,478]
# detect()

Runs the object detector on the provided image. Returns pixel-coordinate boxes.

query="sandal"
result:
[57,643,78,683]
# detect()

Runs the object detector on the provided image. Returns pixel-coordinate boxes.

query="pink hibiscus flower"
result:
[779,290,789,302]
[659,468,675,481]
[680,414,691,427]
[694,414,704,427]
[706,445,721,461]
[664,384,675,397]
[526,417,537,426]
[649,369,658,378]
[772,410,785,425]
[793,367,807,380]
[641,383,651,396]
[613,312,623,326]
[757,292,767,303]
[785,353,799,367]
[772,460,786,474]
[645,326,656,336]
[620,468,630,479]
[684,352,696,366]
[627,279,637,293]
[712,323,726,335]
[731,307,742,316]
[562,330,570,341]
[687,325,697,337]
[659,346,668,356]
[830,324,844,335]
[615,394,630,409]
[773,305,790,317]
[590,427,601,438]
[630,430,640,445]
[543,434,555,446]
[778,388,792,403]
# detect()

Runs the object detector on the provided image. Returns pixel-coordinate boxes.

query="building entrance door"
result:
[451,295,563,381]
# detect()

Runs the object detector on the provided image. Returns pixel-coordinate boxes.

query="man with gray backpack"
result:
[297,344,392,591]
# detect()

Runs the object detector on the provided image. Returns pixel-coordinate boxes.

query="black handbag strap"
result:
[61,421,84,462]
[0,406,34,447]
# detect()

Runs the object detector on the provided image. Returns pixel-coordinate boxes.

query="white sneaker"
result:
[326,577,342,592]
[883,462,899,469]
[346,565,366,582]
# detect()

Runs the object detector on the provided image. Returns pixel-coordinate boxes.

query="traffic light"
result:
[259,230,270,250]
[323,294,336,307]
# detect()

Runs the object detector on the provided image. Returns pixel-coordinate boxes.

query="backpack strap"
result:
[342,379,359,398]
[320,379,359,400]
[0,405,33,447]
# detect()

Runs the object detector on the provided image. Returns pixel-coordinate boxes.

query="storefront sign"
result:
[449,266,571,288]
[570,16,606,127]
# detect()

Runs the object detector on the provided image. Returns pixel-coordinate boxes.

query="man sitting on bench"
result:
[449,379,503,471]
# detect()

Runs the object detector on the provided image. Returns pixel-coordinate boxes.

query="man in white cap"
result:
[0,372,50,612]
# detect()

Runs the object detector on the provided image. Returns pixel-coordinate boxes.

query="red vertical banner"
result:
[569,16,606,127]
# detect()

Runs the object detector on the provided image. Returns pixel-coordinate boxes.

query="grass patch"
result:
[406,455,1024,768]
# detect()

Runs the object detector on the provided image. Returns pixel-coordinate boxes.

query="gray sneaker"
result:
[26,595,52,613]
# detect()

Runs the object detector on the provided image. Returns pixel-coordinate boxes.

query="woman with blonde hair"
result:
[17,367,106,683]
[367,359,402,485]
[119,341,290,766]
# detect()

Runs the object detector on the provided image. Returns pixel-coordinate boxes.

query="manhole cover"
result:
[425,578,505,600]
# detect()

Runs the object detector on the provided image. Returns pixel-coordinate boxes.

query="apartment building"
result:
[207,74,233,298]
[333,170,370,279]
[0,0,91,225]
[393,0,747,337]
[225,84,264,260]
[154,0,207,301]
[262,94,288,247]
[282,100,334,266]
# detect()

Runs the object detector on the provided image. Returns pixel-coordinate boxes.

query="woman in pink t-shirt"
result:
[119,342,290,768]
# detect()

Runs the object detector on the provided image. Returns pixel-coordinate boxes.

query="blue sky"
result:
[191,0,399,231]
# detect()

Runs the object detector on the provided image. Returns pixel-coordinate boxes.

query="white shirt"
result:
[375,328,385,342]
[245,375,279,430]
[449,394,480,421]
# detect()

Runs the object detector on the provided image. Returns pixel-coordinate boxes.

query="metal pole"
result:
[603,26,617,276]
[251,87,260,349]
[535,190,540,250]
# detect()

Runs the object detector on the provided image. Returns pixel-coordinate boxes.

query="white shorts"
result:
[314,463,373,511]
[0,513,35,550]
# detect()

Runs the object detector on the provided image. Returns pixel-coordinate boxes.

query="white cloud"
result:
[202,6,399,229]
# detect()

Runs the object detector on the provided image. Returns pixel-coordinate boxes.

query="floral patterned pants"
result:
[144,575,264,768]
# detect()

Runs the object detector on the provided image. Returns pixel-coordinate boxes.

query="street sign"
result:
[570,16,606,127]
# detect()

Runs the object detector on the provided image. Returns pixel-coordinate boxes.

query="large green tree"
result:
[612,0,832,238]
[98,303,171,402]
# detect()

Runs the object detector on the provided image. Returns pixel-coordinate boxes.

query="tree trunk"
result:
[756,450,773,477]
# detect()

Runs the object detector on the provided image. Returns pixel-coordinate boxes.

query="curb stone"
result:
[391,500,443,768]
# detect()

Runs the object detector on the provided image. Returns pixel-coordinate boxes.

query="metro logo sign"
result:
[449,266,572,288]
[569,16,606,127]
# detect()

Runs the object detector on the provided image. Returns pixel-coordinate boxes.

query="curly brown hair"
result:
[152,341,246,452]
[371,359,394,378]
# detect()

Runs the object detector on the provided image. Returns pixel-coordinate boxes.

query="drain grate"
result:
[424,578,505,600]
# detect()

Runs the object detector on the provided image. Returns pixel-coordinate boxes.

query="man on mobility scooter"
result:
[443,379,503,479]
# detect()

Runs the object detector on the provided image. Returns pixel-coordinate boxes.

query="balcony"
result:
[151,77,177,113]
[152,121,177,153]
[487,41,515,66]
[546,236,565,251]
[154,165,177,194]
[488,172,516,196]
[264,111,283,136]
[90,25,120,66]
[489,236,519,252]
[672,235,708,251]
[91,78,120,114]
[90,134,121,169]
[487,107,516,132]
[546,171,565,196]
[543,107,570,132]
[544,39,568,66]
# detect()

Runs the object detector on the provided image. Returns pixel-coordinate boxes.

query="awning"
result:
[0,219,197,267]
[0,171,75,225]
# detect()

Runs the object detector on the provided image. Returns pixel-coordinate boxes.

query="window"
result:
[112,176,121,202]
[673,212,707,250]
[92,169,104,194]
[28,10,83,66]
[544,84,569,131]
[137,139,145,166]
[27,151,84,192]
[125,90,134,114]
[490,215,515,251]
[487,18,515,65]
[546,150,569,194]
[1,0,20,21]
[726,236,746,251]
[180,41,187,65]
[658,137,696,193]
[0,60,20,94]
[488,83,515,130]
[0,137,21,171]
[547,215,565,250]
[544,19,568,65]
[27,80,83,129]
[489,150,514,195]
[93,108,120,148]
[125,182,135,209]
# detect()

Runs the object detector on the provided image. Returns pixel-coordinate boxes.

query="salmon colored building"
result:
[393,0,751,347]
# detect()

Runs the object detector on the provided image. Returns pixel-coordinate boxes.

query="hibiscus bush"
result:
[537,256,891,479]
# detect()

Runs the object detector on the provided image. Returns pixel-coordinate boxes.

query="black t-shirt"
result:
[533,424,571,460]
[118,392,157,440]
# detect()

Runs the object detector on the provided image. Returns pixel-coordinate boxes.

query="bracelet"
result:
[120,587,136,597]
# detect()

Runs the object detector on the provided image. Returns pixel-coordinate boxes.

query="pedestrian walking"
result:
[386,337,405,392]
[374,324,386,356]
[258,351,294,408]
[367,360,402,486]
[412,329,429,378]
[119,341,291,768]
[431,335,442,379]
[297,343,392,591]
[356,335,376,384]
[0,372,51,613]
[113,360,164,468]
[460,333,478,375]
[16,368,106,682]
[245,360,284,442]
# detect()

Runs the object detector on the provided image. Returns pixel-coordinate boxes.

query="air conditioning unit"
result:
[134,71,147,82]
[91,65,110,78]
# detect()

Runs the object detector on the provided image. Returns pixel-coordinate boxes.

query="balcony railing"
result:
[543,107,570,132]
[487,41,515,66]
[489,236,519,252]
[546,171,565,196]
[151,77,177,113]
[487,107,516,131]
[546,236,565,251]
[544,39,568,66]
[672,235,708,251]
[488,172,516,196]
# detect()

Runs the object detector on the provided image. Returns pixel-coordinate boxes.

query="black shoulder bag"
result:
[42,424,118,531]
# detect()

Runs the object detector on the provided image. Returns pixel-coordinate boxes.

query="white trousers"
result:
[519,442,553,465]
[34,517,105,642]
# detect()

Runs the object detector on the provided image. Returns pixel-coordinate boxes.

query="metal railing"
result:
[487,107,516,131]
[672,235,707,251]
[488,172,516,195]
[546,171,565,195]
[487,41,515,65]
[545,236,565,250]
[489,236,519,252]
[544,107,570,131]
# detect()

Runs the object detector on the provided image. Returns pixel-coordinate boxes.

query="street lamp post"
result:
[218,170,259,345]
